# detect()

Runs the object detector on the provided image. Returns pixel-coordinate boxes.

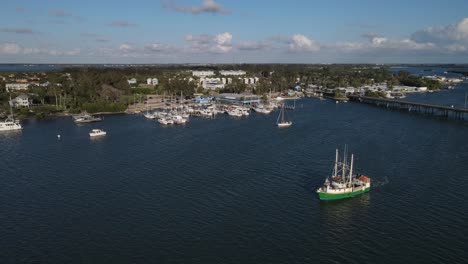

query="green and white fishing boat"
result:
[317,148,371,201]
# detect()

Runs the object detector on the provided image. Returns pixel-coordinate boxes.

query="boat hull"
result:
[317,186,370,200]
[277,122,292,127]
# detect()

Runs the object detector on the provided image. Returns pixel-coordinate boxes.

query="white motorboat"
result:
[253,105,272,114]
[73,112,102,123]
[89,129,107,137]
[227,109,243,117]
[0,117,22,131]
[0,104,22,132]
[158,118,174,125]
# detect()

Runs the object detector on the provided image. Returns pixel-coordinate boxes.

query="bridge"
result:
[348,95,468,120]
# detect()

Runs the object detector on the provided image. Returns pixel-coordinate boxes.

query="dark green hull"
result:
[318,186,370,200]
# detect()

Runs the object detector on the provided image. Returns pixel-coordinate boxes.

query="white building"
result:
[200,78,225,90]
[9,94,30,108]
[6,83,29,92]
[146,78,159,86]
[240,77,258,85]
[192,70,215,77]
[220,70,246,76]
[127,78,137,85]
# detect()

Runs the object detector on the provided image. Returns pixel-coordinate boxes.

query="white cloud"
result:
[334,42,365,52]
[0,42,80,56]
[0,43,22,54]
[237,41,270,51]
[371,37,387,46]
[185,32,233,53]
[456,18,468,36]
[411,17,468,45]
[446,43,467,52]
[119,44,135,52]
[185,34,212,44]
[163,0,231,15]
[65,48,81,56]
[144,43,177,52]
[289,34,320,52]
[213,32,232,53]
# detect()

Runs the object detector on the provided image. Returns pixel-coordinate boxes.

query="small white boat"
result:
[172,115,187,124]
[143,112,157,119]
[276,104,292,128]
[73,112,102,123]
[277,122,292,127]
[0,103,22,132]
[253,105,272,114]
[0,118,22,132]
[227,109,243,117]
[158,117,174,125]
[89,129,106,137]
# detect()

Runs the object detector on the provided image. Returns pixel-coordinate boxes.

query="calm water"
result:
[0,65,64,72]
[1,92,468,263]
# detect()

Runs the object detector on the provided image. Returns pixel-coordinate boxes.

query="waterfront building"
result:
[127,78,137,85]
[9,94,31,108]
[194,96,212,104]
[200,78,225,90]
[6,83,30,92]
[219,70,246,76]
[215,93,261,104]
[147,78,159,86]
[192,70,215,77]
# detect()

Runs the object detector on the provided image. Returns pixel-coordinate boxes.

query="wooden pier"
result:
[348,96,468,121]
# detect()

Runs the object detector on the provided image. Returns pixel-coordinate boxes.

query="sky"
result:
[1,0,468,64]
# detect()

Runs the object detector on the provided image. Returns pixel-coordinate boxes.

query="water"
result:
[0,64,65,72]
[393,66,468,108]
[1,93,467,263]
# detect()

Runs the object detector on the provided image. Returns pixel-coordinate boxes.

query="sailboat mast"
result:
[281,104,285,122]
[349,154,354,185]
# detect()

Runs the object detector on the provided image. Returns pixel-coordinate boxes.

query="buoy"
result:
[57,134,61,140]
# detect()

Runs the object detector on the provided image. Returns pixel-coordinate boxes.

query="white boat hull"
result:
[89,132,106,137]
[277,122,292,127]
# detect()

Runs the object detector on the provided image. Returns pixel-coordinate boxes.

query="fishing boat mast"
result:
[342,146,347,182]
[334,149,339,178]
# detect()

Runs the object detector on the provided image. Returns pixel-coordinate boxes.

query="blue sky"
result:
[1,0,468,63]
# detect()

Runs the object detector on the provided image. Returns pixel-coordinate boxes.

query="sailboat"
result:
[276,103,292,127]
[143,105,156,119]
[316,147,371,200]
[0,99,22,132]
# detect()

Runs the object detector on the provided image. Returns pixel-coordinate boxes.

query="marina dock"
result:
[348,95,468,120]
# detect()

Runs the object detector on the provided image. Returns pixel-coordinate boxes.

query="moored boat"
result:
[73,112,102,123]
[0,117,22,131]
[0,102,22,132]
